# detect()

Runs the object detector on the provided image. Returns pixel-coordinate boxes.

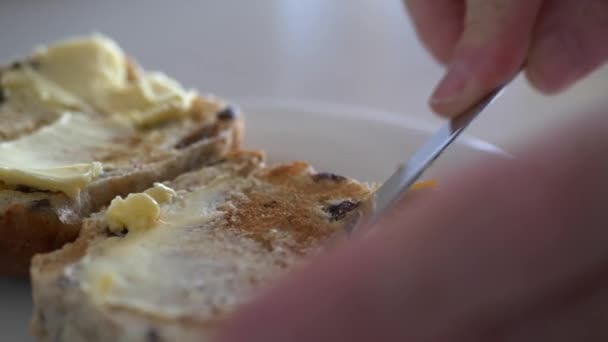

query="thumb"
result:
[430,0,543,117]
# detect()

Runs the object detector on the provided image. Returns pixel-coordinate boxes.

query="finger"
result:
[404,0,465,63]
[430,0,543,117]
[499,274,608,341]
[216,112,608,342]
[526,0,608,94]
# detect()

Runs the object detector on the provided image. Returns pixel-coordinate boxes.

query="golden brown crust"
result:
[30,152,372,341]
[229,162,371,253]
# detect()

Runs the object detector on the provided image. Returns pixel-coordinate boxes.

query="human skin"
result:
[214,2,608,340]
[215,111,608,341]
[404,0,608,117]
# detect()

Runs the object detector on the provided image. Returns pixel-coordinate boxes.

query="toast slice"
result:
[30,151,372,342]
[0,35,242,275]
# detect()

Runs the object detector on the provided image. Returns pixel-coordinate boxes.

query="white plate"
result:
[240,98,506,182]
[0,99,505,341]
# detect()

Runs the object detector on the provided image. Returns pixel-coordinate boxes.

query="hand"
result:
[404,0,608,117]
[215,112,608,341]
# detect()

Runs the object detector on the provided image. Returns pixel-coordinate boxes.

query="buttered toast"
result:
[0,35,242,275]
[31,152,372,342]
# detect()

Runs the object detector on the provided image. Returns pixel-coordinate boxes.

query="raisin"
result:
[9,61,22,70]
[29,59,41,69]
[263,200,278,208]
[105,227,128,237]
[36,312,46,325]
[324,201,359,221]
[312,172,346,183]
[175,124,218,149]
[30,199,51,211]
[146,328,162,342]
[57,275,76,289]
[9,60,39,70]
[16,185,45,193]
[216,106,237,121]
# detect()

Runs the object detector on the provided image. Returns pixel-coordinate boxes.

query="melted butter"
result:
[144,182,177,204]
[0,34,198,195]
[0,113,130,197]
[2,34,195,125]
[105,183,178,234]
[69,176,293,320]
[110,72,195,128]
[158,176,242,228]
[2,66,91,112]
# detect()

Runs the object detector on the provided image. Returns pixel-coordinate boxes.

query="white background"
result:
[1,0,607,151]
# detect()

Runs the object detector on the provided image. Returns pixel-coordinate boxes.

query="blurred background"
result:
[0,2,607,340]
[0,0,607,149]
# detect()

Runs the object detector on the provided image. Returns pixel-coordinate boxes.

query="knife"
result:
[345,84,508,234]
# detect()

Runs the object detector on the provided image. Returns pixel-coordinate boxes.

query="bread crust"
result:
[30,152,372,341]
[0,110,242,276]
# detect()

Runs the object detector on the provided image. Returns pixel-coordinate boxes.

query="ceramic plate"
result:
[0,99,506,341]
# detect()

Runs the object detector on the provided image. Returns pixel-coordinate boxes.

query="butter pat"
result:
[0,114,127,197]
[2,34,195,124]
[145,183,177,204]
[0,163,102,198]
[73,176,257,317]
[0,34,198,196]
[105,193,161,234]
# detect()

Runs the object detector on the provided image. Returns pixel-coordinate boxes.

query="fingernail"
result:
[430,63,470,106]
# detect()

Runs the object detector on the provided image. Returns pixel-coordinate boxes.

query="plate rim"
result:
[234,97,508,156]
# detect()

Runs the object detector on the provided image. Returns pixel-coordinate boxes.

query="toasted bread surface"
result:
[31,152,372,342]
[0,36,243,275]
